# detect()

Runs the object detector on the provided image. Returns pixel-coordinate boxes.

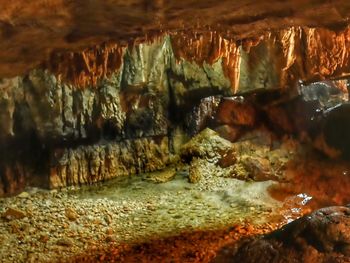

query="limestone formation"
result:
[180,128,234,164]
[1,1,350,196]
[1,1,349,78]
[50,137,170,188]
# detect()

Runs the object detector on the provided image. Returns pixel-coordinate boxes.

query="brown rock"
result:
[264,105,294,134]
[240,156,271,181]
[39,234,49,243]
[2,207,26,220]
[0,164,26,197]
[105,235,115,243]
[216,98,256,127]
[214,206,350,263]
[144,168,176,184]
[215,125,241,142]
[184,96,221,136]
[180,128,233,162]
[57,238,74,247]
[105,215,113,225]
[65,207,79,221]
[0,1,349,81]
[188,158,204,184]
[9,221,21,234]
[106,228,114,235]
[217,149,237,168]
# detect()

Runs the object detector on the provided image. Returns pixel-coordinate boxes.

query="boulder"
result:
[214,206,350,263]
[180,128,235,164]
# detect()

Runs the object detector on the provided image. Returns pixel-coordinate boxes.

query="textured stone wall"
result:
[1,30,350,196]
[0,36,234,196]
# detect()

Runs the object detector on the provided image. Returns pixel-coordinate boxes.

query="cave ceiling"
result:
[1,0,350,82]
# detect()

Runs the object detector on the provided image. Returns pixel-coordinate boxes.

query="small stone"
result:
[65,207,79,221]
[18,192,30,198]
[57,238,73,247]
[2,207,26,220]
[27,253,36,263]
[93,219,102,225]
[144,168,176,183]
[106,228,114,235]
[105,215,112,224]
[105,235,114,243]
[9,222,21,234]
[39,234,49,243]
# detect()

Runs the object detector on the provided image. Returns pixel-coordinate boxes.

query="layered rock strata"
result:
[50,137,170,188]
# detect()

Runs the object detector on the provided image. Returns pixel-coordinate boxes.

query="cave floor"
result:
[1,141,350,262]
[0,169,282,263]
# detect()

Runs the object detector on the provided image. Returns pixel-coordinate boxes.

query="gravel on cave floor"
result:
[2,135,349,262]
[0,167,285,263]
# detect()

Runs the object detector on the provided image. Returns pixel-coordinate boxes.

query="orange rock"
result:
[264,105,295,134]
[2,207,26,220]
[215,98,256,127]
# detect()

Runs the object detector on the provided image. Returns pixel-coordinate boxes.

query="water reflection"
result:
[269,154,350,224]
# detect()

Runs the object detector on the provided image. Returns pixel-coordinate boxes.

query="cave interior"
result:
[1,1,350,262]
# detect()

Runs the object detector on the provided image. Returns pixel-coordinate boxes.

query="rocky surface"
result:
[49,137,170,188]
[1,21,350,196]
[1,1,350,198]
[180,128,234,163]
[0,167,280,263]
[1,63,348,196]
[179,127,298,191]
[0,35,238,196]
[0,124,349,262]
[0,1,350,79]
[214,206,350,263]
[36,27,350,92]
[1,138,348,262]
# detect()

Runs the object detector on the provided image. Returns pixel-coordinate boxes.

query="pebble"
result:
[57,238,74,247]
[39,234,49,243]
[65,207,79,221]
[2,207,27,220]
[0,160,283,262]
[18,192,30,199]
[105,235,114,243]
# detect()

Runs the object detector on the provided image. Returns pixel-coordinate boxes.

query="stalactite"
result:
[43,26,350,90]
[170,26,350,93]
[170,31,246,93]
[45,43,125,87]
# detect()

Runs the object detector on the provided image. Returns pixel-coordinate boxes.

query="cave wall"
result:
[0,36,234,196]
[1,26,350,196]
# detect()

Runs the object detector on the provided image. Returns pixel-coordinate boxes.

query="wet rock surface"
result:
[0,37,237,196]
[49,136,170,188]
[1,29,350,196]
[214,206,350,263]
[0,167,280,263]
[180,128,233,163]
[1,2,350,262]
[0,129,349,262]
[180,127,294,185]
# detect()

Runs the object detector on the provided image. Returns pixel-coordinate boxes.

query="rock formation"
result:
[1,1,350,196]
[214,206,350,263]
